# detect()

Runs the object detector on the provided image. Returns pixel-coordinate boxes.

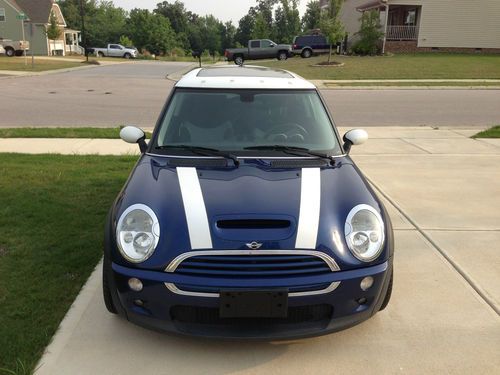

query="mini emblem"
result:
[246,241,262,250]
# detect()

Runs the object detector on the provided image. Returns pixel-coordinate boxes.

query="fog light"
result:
[360,276,374,291]
[357,297,368,305]
[128,277,143,291]
[134,299,144,307]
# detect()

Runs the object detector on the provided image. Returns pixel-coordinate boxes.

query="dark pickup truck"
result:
[224,39,292,65]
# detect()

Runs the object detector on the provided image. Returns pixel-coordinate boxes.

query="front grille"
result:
[170,304,333,325]
[175,254,332,278]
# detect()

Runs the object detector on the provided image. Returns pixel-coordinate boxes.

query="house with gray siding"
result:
[0,0,81,56]
[337,0,500,53]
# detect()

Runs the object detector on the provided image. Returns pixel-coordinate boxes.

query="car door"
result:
[259,40,275,59]
[248,40,260,58]
[109,44,122,57]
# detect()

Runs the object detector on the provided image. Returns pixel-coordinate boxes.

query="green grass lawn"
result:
[0,57,82,72]
[253,53,500,80]
[0,154,136,374]
[472,125,500,138]
[0,127,152,139]
[324,81,500,87]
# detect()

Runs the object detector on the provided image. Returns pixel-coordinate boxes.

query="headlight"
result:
[116,204,160,263]
[344,204,384,262]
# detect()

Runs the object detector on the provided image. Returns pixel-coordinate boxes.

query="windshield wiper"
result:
[244,145,335,165]
[156,145,239,167]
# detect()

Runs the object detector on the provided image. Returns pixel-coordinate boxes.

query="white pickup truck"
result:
[0,38,30,57]
[90,44,138,59]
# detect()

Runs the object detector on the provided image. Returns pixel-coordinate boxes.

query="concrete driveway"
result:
[34,127,500,375]
[0,61,499,128]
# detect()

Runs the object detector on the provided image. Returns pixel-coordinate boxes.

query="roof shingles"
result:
[13,0,54,24]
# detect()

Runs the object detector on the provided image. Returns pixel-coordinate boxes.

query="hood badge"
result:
[246,241,263,250]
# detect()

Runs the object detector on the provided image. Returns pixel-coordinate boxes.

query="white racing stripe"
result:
[177,167,213,249]
[295,168,321,249]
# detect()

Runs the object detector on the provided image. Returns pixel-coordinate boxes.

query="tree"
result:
[58,0,126,47]
[154,1,191,50]
[127,9,176,56]
[252,13,270,39]
[235,14,255,46]
[352,10,384,55]
[119,35,134,47]
[319,0,345,62]
[46,11,62,55]
[274,0,300,43]
[302,0,321,32]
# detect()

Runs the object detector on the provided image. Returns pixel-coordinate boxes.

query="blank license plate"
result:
[219,290,288,318]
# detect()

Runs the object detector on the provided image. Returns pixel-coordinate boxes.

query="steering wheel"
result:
[264,123,309,142]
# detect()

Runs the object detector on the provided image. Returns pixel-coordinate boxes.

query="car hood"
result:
[113,155,390,271]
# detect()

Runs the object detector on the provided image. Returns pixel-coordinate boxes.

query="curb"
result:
[165,63,198,82]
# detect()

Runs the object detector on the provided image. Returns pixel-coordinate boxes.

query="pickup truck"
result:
[90,44,138,59]
[225,39,292,65]
[0,38,30,57]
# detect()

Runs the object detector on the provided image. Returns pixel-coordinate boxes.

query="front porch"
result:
[48,29,83,56]
[386,5,421,41]
[356,2,422,43]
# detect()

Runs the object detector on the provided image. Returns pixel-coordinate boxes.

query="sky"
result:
[111,0,309,24]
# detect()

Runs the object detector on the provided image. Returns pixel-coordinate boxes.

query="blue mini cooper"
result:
[103,65,394,339]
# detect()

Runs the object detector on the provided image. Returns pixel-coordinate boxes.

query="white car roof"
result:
[175,65,316,90]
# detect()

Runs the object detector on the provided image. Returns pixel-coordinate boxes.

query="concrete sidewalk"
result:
[3,127,497,374]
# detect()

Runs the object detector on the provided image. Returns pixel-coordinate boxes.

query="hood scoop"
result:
[217,219,290,229]
[213,215,296,242]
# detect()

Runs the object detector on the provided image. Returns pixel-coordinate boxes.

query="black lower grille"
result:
[170,304,333,325]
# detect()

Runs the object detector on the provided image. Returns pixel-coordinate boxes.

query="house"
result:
[0,0,82,56]
[338,0,500,53]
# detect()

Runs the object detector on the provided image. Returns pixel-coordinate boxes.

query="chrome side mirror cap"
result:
[343,129,368,154]
[120,126,147,153]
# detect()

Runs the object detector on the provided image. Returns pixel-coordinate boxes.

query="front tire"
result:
[5,47,15,57]
[234,55,244,65]
[123,53,131,59]
[277,51,288,61]
[301,49,312,58]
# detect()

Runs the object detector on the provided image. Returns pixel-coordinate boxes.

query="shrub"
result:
[352,10,384,55]
[170,47,186,57]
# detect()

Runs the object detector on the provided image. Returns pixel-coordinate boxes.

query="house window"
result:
[0,9,6,22]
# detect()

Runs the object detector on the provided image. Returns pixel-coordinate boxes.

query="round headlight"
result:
[116,204,160,263]
[345,204,384,262]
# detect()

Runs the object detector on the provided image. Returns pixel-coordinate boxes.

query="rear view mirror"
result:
[343,129,368,154]
[120,126,147,153]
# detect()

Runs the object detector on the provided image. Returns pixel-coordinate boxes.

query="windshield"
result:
[153,89,341,155]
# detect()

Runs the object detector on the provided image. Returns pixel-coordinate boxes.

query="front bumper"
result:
[108,259,392,339]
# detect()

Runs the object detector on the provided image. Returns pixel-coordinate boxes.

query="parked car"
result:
[0,38,30,57]
[91,44,137,59]
[225,39,292,65]
[103,65,394,339]
[292,34,330,58]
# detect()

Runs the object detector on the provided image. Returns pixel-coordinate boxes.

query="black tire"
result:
[98,51,104,58]
[123,53,131,59]
[301,49,312,58]
[5,47,15,57]
[102,255,117,314]
[234,55,244,65]
[379,270,393,311]
[277,51,288,61]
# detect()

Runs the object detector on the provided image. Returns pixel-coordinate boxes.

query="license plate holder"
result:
[219,289,288,318]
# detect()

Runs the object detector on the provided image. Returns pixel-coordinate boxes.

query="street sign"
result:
[16,13,27,20]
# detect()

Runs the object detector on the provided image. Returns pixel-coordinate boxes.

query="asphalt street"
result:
[1,61,499,128]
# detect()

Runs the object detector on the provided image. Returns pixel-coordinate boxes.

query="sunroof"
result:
[197,66,294,78]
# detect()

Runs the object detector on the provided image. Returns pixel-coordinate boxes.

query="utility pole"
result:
[79,0,88,62]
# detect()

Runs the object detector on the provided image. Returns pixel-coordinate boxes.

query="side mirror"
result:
[120,126,147,153]
[343,129,368,154]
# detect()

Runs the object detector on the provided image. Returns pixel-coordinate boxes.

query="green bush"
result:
[169,47,186,57]
[352,10,384,55]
